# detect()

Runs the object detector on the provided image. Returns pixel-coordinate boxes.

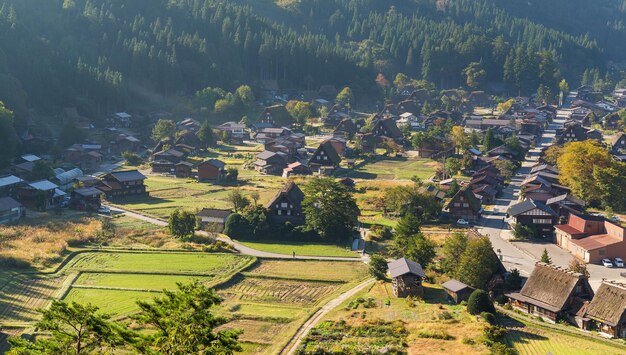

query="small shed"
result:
[175,162,193,178]
[388,258,426,298]
[196,208,232,232]
[442,279,475,304]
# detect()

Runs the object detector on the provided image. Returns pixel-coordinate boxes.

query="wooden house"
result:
[16,180,65,210]
[388,258,426,298]
[0,175,25,198]
[175,162,193,178]
[446,187,482,222]
[611,132,626,154]
[442,279,475,304]
[266,181,305,224]
[309,140,342,171]
[506,199,559,237]
[0,197,25,224]
[259,105,293,126]
[506,263,594,323]
[196,208,232,232]
[372,118,403,142]
[99,170,148,199]
[197,159,226,182]
[581,281,626,338]
[254,151,287,175]
[70,187,103,211]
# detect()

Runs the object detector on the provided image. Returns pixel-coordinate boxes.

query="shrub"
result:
[462,337,475,345]
[481,312,496,325]
[438,311,453,320]
[467,289,495,315]
[483,325,507,342]
[417,330,454,340]
[368,254,388,280]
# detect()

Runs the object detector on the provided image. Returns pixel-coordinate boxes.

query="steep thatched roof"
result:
[518,262,591,311]
[584,281,626,326]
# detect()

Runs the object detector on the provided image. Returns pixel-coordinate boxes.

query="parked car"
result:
[602,258,614,268]
[615,257,624,268]
[97,206,111,215]
[457,219,470,226]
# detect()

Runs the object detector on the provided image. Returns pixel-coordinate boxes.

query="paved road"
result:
[106,204,370,262]
[477,98,626,289]
[281,278,376,355]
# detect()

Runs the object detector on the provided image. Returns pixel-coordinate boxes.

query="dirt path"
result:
[281,278,376,355]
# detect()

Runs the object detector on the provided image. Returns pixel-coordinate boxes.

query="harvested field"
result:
[221,275,341,306]
[247,260,368,282]
[218,318,290,345]
[64,252,250,275]
[0,274,66,324]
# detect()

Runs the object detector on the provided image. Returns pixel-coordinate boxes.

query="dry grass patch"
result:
[217,318,290,345]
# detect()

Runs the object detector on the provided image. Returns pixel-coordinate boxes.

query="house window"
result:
[277,210,282,215]
[281,202,288,208]
[533,219,552,224]
[463,203,469,208]
[454,203,460,207]
[287,210,291,216]
[323,156,327,160]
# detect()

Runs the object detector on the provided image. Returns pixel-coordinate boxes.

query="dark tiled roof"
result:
[442,279,473,293]
[107,170,146,182]
[0,196,23,211]
[200,159,225,169]
[197,208,232,219]
[507,199,556,217]
[388,258,426,279]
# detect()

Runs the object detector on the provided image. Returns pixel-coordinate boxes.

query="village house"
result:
[546,194,586,218]
[197,159,226,182]
[70,187,103,211]
[216,121,247,141]
[175,162,193,178]
[99,170,148,199]
[16,180,65,210]
[388,258,426,298]
[442,279,475,304]
[0,175,25,197]
[309,140,342,172]
[152,148,186,164]
[554,214,626,264]
[506,262,594,323]
[196,208,232,232]
[113,134,142,153]
[258,105,292,126]
[372,117,404,142]
[611,132,626,155]
[0,197,25,224]
[580,281,626,338]
[177,118,201,133]
[266,181,305,224]
[446,187,482,222]
[254,151,287,175]
[507,199,559,237]
[112,112,132,127]
[282,162,312,178]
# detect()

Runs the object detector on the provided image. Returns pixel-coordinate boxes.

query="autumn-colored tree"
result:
[450,126,469,153]
[542,145,563,165]
[557,141,613,203]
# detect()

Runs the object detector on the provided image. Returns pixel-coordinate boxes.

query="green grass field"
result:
[236,240,358,258]
[345,156,439,180]
[63,288,156,316]
[65,252,250,274]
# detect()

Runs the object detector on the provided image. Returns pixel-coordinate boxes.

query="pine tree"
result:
[540,248,552,264]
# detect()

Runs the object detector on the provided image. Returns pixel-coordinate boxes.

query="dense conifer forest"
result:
[1,0,626,121]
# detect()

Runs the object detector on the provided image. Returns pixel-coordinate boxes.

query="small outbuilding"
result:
[196,208,232,232]
[387,258,426,298]
[175,161,193,178]
[442,279,475,304]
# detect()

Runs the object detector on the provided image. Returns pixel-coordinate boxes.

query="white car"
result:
[97,207,111,215]
[614,258,624,268]
[602,258,614,268]
[456,219,470,226]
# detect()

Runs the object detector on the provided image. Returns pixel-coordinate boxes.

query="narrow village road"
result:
[281,278,376,355]
[104,204,370,262]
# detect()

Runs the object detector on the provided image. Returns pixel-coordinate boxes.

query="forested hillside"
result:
[1,0,626,121]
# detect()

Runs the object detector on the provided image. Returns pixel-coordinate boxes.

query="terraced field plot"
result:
[222,276,342,306]
[65,251,249,274]
[345,156,439,180]
[63,288,157,316]
[0,273,66,324]
[218,319,291,345]
[247,259,368,281]
[73,272,213,290]
[504,325,626,355]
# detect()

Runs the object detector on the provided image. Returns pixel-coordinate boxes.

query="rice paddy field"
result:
[236,240,357,258]
[0,251,368,355]
[343,156,440,180]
